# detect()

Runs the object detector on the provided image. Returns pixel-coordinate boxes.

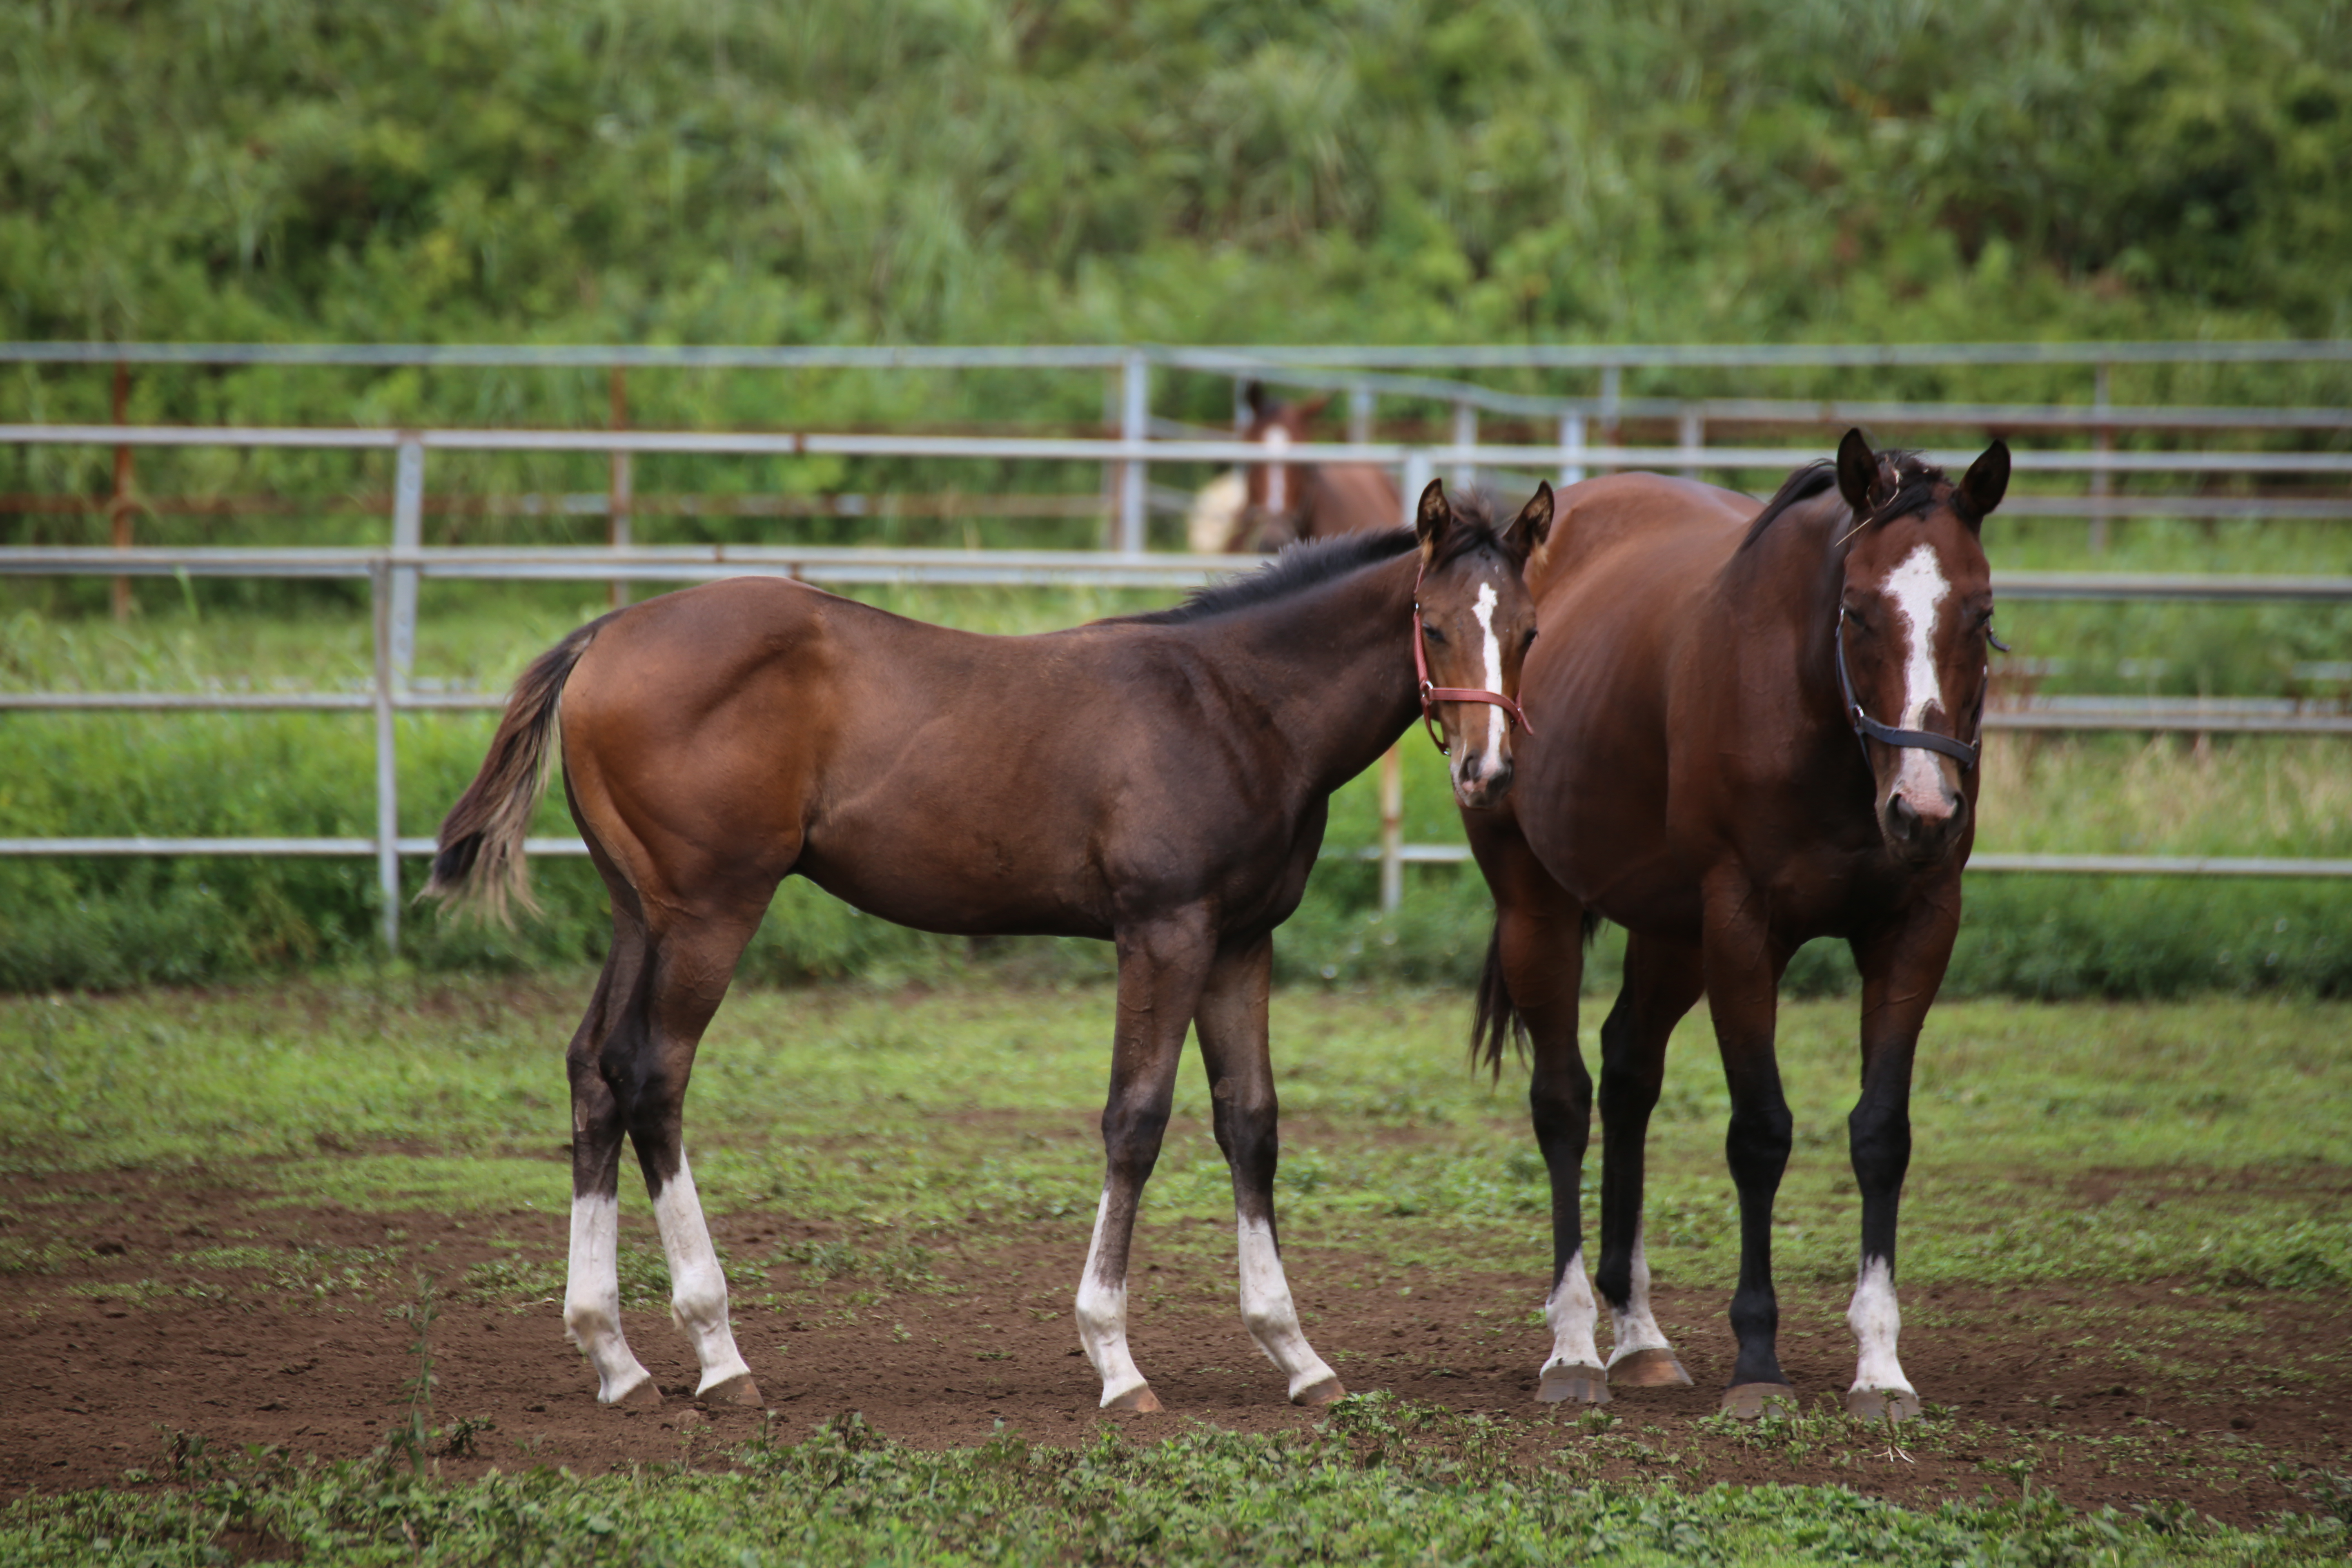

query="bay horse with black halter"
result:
[1225,382,1403,552]
[427,481,1551,1414]
[1464,430,2009,1422]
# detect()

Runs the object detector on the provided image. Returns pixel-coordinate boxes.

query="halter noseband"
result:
[1834,610,1984,771]
[1412,557,1533,757]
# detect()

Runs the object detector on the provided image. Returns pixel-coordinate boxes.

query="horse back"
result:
[1303,463,1401,539]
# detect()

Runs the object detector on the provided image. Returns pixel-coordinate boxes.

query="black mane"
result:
[1121,491,1517,626]
[1737,450,1951,552]
[1119,528,1417,625]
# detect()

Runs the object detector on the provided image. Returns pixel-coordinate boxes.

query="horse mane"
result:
[1124,492,1520,626]
[1736,449,1954,554]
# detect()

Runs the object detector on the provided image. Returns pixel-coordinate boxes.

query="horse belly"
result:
[792,821,1111,940]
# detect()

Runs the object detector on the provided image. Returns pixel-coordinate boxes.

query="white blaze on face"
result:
[1846,1254,1914,1397]
[648,1153,756,1397]
[1451,579,1507,792]
[1236,1216,1340,1399]
[1262,425,1292,515]
[1604,1225,1677,1365]
[1542,1247,1603,1373]
[1074,1189,1149,1407]
[565,1189,654,1403]
[1882,541,1954,811]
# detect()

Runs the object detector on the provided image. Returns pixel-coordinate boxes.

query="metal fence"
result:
[5,340,2351,953]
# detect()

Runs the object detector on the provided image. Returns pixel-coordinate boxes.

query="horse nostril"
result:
[1887,793,1920,837]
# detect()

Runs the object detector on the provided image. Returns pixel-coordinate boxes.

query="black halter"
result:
[1834,611,1985,771]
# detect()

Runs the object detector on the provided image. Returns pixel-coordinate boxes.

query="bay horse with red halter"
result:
[1226,382,1403,551]
[426,480,1550,1414]
[1465,430,2009,1422]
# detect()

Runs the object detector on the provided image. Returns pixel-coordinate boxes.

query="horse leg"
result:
[1840,889,1960,1423]
[1702,873,1798,1418]
[1592,931,1705,1390]
[1471,826,1604,1403]
[1193,932,1345,1406]
[1076,912,1214,1412]
[618,904,772,1405]
[564,911,662,1405]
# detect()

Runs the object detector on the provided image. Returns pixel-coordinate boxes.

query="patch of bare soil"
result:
[2,1176,2346,1528]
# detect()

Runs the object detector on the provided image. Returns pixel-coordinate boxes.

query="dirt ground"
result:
[2,1171,2346,1528]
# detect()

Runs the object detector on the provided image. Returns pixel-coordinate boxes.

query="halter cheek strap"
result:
[1835,612,1983,771]
[1412,558,1533,758]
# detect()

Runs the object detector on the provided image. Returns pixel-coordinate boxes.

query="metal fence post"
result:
[370,558,401,956]
[390,436,424,686]
[1450,401,1477,495]
[1401,449,1434,524]
[1678,403,1704,481]
[1118,351,1149,554]
[1597,365,1622,464]
[1558,411,1587,488]
[1378,747,1403,913]
[609,367,632,608]
[1348,385,1375,445]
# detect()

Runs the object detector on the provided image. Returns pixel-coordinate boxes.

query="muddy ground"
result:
[2,1170,2346,1528]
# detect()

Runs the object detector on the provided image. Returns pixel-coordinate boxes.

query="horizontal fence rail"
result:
[6,340,2350,952]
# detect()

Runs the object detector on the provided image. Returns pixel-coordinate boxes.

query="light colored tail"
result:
[422,616,610,924]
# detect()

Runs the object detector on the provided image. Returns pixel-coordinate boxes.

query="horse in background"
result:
[428,480,1553,1416]
[1464,430,2009,1423]
[1216,382,1402,552]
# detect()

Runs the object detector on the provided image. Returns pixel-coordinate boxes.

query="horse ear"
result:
[1414,478,1450,547]
[1505,481,1554,561]
[1243,381,1267,419]
[1835,428,1880,516]
[1296,392,1333,424]
[1958,439,2010,528]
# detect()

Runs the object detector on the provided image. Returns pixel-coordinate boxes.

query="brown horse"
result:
[1227,382,1403,551]
[428,481,1552,1414]
[1466,430,2008,1422]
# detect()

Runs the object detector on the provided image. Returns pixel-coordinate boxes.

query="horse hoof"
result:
[1537,1362,1611,1405]
[1610,1348,1694,1388]
[609,1376,663,1409]
[1292,1376,1349,1408]
[698,1372,763,1407]
[1719,1383,1801,1421]
[1105,1384,1164,1414]
[1847,1387,1920,1423]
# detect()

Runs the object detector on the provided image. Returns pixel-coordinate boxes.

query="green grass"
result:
[6,982,2348,1300]
[4,1406,2346,1566]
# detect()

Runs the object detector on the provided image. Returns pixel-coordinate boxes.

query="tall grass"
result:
[4,586,2348,997]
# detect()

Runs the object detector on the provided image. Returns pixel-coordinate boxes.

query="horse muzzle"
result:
[1878,782,1969,864]
[1451,749,1516,811]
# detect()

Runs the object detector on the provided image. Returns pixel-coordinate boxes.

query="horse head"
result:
[1413,478,1552,810]
[1831,428,2009,866]
[1236,383,1332,550]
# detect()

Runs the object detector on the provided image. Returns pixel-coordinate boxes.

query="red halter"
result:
[1411,557,1535,757]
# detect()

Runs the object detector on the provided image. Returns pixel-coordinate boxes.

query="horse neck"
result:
[1714,505,1861,764]
[1207,555,1423,790]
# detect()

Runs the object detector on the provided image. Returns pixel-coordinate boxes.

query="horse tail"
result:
[1472,907,1605,1077]
[423,615,613,924]
[1472,921,1525,1078]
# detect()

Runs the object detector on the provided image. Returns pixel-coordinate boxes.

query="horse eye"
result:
[1521,628,1539,648]
[1422,625,1447,645]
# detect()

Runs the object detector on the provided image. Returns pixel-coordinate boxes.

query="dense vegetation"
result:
[7,0,2350,350]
